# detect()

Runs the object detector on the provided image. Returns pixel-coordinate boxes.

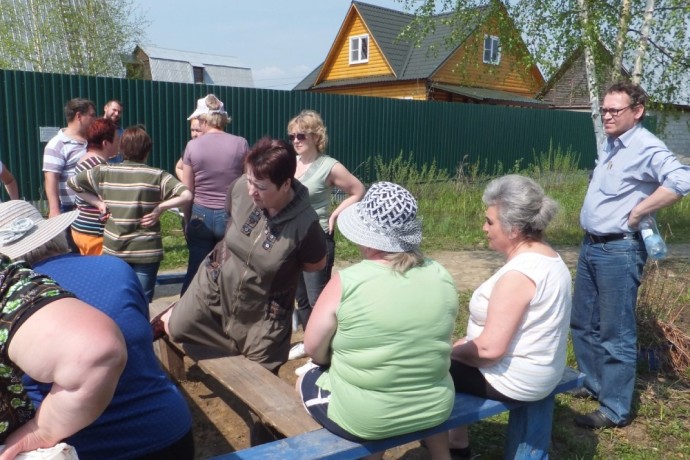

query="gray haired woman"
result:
[448,174,572,457]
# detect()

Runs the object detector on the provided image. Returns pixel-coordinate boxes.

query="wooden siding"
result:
[321,13,394,82]
[313,81,427,99]
[432,19,543,97]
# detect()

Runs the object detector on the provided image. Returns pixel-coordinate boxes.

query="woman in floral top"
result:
[0,200,126,459]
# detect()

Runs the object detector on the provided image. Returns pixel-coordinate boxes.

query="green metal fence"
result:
[0,68,597,202]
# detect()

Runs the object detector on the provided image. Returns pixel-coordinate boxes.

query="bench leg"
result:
[505,396,554,459]
[248,411,280,446]
[155,339,186,381]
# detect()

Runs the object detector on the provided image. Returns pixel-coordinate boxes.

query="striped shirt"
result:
[42,129,87,207]
[71,156,108,236]
[68,161,188,264]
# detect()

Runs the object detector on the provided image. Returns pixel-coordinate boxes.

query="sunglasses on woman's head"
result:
[288,133,308,142]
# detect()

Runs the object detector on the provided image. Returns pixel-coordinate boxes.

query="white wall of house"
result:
[650,109,690,164]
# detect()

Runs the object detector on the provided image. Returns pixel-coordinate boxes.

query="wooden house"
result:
[294,1,546,108]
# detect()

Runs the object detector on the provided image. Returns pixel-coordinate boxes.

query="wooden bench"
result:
[208,368,585,460]
[149,299,322,443]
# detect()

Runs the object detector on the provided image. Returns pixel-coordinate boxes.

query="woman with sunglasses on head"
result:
[286,110,365,367]
[180,94,249,295]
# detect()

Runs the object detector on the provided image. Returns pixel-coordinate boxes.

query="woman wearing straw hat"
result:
[180,94,249,295]
[0,202,126,459]
[0,200,194,460]
[298,182,458,460]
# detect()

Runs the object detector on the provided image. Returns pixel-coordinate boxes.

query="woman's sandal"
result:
[150,302,176,341]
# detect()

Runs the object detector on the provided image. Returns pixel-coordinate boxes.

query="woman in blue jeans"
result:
[286,110,364,369]
[181,94,249,294]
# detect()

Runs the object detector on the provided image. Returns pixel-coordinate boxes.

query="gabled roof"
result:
[136,45,250,69]
[294,1,490,90]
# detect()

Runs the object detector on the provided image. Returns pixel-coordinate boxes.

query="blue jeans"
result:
[129,261,161,303]
[182,204,228,294]
[570,236,647,424]
[294,232,335,329]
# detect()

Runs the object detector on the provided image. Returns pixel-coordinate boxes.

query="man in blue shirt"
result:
[571,81,690,428]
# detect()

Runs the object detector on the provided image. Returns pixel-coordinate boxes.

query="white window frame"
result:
[349,34,369,64]
[483,35,501,65]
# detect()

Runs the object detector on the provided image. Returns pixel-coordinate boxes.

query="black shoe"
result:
[575,410,630,429]
[569,387,596,400]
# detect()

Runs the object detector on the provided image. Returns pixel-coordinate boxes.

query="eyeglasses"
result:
[599,105,635,117]
[288,133,308,142]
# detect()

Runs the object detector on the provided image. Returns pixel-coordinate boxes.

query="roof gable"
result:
[301,1,493,89]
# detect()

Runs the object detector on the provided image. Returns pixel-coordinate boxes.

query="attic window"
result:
[483,35,500,65]
[349,34,369,64]
[193,66,204,84]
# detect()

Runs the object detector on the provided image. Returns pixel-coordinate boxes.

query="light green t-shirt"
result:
[297,154,338,232]
[317,259,458,440]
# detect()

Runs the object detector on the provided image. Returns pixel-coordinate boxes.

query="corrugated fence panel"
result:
[0,68,598,201]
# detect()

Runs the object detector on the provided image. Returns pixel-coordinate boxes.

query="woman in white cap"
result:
[0,201,126,459]
[180,94,249,295]
[298,182,458,460]
[286,110,365,364]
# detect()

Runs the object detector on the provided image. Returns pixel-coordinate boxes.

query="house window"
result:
[193,66,204,84]
[349,34,369,64]
[483,35,500,65]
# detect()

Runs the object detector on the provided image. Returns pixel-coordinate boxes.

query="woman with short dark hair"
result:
[70,118,120,255]
[158,137,327,373]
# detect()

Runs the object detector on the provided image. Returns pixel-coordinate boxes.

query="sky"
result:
[135,0,403,90]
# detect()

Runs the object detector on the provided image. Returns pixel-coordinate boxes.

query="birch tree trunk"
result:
[632,0,656,84]
[611,0,632,82]
[578,0,605,153]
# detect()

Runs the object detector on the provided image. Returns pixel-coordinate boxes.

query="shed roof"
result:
[138,45,250,69]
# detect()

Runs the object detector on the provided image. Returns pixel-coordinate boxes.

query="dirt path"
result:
[153,244,690,459]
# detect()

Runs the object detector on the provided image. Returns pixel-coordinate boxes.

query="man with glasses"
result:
[570,82,690,429]
[43,98,96,218]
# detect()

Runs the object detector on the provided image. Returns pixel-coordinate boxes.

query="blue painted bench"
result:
[155,272,185,286]
[209,367,584,460]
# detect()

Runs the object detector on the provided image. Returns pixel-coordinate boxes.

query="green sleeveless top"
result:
[297,154,338,232]
[316,259,458,439]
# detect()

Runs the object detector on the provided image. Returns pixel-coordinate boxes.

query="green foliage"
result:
[0,0,147,77]
[160,211,187,271]
[399,0,690,113]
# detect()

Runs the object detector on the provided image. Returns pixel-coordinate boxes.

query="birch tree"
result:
[0,0,147,77]
[399,0,690,148]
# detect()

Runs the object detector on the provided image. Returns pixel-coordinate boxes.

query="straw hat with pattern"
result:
[0,201,77,260]
[337,181,422,253]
